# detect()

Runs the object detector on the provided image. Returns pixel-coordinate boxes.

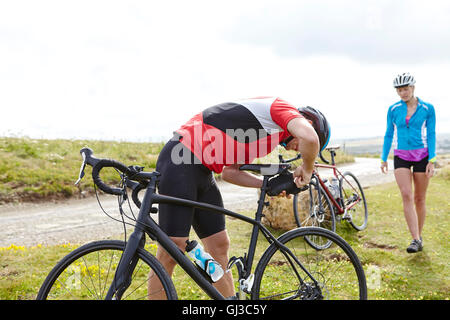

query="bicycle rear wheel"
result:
[293,177,336,249]
[252,227,367,300]
[339,171,368,231]
[36,240,177,300]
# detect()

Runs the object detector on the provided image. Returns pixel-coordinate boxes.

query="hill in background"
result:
[332,133,450,156]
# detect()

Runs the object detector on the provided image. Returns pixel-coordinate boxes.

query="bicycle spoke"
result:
[55,277,78,299]
[101,249,117,298]
[340,172,368,230]
[81,255,101,300]
[39,241,176,300]
[254,229,366,300]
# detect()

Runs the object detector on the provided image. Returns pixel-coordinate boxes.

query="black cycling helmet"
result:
[298,106,331,151]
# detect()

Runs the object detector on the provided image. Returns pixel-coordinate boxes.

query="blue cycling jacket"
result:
[381,97,436,163]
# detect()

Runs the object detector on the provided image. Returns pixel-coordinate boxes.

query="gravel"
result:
[0,158,394,247]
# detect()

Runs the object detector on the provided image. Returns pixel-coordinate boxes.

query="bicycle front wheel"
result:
[339,171,368,231]
[36,240,177,300]
[293,177,336,249]
[252,227,367,300]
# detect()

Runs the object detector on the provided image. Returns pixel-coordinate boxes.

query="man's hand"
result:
[293,164,313,188]
[273,190,292,199]
[267,172,304,197]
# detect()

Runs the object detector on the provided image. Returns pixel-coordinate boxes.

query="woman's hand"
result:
[380,161,388,174]
[426,162,435,178]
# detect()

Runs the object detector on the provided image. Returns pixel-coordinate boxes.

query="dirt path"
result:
[0,158,394,247]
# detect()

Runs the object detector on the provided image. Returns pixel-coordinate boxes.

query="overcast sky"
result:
[1,0,449,142]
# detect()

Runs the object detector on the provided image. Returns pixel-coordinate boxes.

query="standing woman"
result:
[381,73,436,253]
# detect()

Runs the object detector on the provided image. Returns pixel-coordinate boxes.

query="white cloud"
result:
[225,0,450,64]
[1,0,449,142]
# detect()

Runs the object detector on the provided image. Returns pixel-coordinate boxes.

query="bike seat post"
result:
[330,150,336,166]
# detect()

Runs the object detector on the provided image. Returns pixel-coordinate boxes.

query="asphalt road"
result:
[0,157,394,247]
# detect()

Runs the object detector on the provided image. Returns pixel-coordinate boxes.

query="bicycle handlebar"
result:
[79,147,311,206]
[278,151,330,165]
[92,159,131,195]
[278,153,302,163]
[79,147,138,196]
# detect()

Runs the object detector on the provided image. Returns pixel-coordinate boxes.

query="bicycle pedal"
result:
[239,274,254,294]
[343,212,352,221]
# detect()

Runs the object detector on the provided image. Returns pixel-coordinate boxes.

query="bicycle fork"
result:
[104,179,155,300]
[105,228,146,300]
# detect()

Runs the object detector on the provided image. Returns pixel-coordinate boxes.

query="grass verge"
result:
[0,136,352,204]
[0,137,164,204]
[1,174,448,300]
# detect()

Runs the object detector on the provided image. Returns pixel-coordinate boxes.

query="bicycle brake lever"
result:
[75,152,87,185]
[75,147,102,185]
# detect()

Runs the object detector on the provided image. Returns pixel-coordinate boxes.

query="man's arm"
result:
[286,117,320,186]
[222,117,319,191]
[221,164,263,188]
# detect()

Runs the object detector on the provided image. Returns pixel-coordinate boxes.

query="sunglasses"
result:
[280,136,294,148]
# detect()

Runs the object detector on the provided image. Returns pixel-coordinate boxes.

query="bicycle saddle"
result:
[325,144,340,151]
[239,163,291,176]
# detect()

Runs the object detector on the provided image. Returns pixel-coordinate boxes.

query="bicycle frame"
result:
[280,149,361,216]
[313,163,361,215]
[106,173,316,300]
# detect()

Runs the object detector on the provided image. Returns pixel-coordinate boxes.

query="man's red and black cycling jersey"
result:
[175,96,303,173]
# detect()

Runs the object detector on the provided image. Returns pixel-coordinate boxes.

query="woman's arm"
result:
[381,107,394,163]
[426,104,436,178]
[427,104,437,163]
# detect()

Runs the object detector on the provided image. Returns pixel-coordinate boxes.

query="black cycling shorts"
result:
[394,155,428,173]
[155,137,225,238]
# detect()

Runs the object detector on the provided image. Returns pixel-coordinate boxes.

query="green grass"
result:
[0,137,164,204]
[334,174,449,300]
[174,173,449,300]
[1,174,448,300]
[0,137,448,300]
[0,137,352,204]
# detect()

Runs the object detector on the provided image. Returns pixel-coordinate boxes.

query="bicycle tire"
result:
[36,240,177,300]
[339,171,368,231]
[252,227,367,300]
[293,177,336,249]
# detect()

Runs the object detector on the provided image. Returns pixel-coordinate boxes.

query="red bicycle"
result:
[282,146,368,249]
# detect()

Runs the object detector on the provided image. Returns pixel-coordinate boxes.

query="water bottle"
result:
[330,177,340,200]
[323,178,340,200]
[185,240,224,282]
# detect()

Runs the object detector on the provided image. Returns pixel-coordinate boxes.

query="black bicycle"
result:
[36,147,367,300]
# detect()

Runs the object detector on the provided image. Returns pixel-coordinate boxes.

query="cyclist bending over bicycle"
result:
[150,97,330,299]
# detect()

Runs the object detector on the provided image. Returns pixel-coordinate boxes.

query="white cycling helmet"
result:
[393,73,416,88]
